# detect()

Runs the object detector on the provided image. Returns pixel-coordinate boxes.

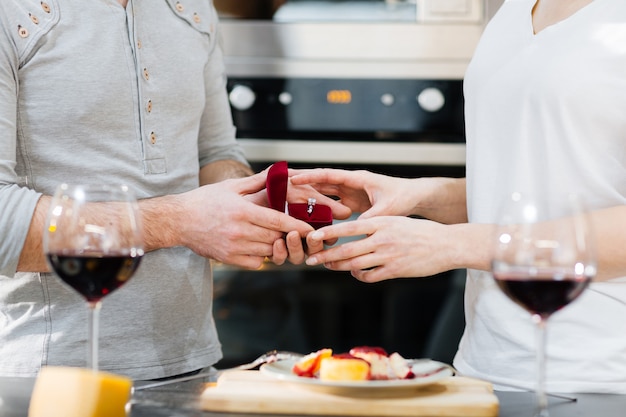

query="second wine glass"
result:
[491,192,596,417]
[44,184,144,371]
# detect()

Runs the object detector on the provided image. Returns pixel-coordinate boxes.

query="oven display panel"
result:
[227,78,465,142]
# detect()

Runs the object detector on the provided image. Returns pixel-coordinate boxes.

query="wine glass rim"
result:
[57,183,133,192]
[54,183,139,203]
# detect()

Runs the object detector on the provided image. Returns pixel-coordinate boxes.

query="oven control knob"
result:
[229,85,256,111]
[278,92,293,105]
[380,93,395,107]
[417,87,445,112]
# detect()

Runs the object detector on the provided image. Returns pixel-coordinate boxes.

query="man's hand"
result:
[175,172,314,269]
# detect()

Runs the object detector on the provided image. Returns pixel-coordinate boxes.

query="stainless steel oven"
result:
[216,0,494,173]
[212,0,502,369]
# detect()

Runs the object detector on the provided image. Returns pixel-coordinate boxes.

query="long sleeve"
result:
[0,6,43,275]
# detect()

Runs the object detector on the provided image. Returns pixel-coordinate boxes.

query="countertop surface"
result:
[1,374,625,417]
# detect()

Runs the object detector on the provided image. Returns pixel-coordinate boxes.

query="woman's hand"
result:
[304,216,461,282]
[292,169,468,224]
[290,168,422,219]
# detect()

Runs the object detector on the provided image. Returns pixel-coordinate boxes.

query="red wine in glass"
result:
[47,252,142,303]
[44,184,144,371]
[492,192,596,417]
[494,269,592,319]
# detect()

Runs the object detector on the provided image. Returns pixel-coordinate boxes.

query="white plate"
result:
[259,358,454,395]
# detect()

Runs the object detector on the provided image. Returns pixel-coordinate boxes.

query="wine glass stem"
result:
[534,315,549,417]
[88,301,102,372]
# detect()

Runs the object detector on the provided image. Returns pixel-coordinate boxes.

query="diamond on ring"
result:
[307,198,316,215]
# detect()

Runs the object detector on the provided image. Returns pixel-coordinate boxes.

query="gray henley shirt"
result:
[0,0,248,379]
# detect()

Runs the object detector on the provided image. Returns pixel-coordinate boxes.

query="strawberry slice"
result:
[349,346,390,380]
[349,346,388,356]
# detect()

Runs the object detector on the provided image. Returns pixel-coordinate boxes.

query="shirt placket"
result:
[127,0,166,175]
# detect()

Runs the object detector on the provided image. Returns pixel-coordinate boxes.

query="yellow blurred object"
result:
[319,356,370,381]
[28,366,132,417]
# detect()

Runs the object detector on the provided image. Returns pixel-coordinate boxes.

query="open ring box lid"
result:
[266,161,332,229]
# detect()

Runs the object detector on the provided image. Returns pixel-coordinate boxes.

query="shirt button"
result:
[17,25,29,38]
[137,39,142,49]
[150,132,157,144]
[193,13,201,23]
[29,13,40,24]
[41,2,51,13]
[143,68,150,81]
[175,2,184,12]
[146,100,153,113]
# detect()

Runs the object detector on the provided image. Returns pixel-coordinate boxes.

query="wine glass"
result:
[44,184,144,371]
[491,192,596,417]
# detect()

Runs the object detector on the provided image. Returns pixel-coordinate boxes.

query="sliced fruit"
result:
[349,346,390,380]
[349,346,388,356]
[292,348,332,377]
[389,352,414,379]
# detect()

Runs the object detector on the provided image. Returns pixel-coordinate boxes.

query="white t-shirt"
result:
[455,0,626,393]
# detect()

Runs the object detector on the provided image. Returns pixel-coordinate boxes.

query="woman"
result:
[292,0,626,393]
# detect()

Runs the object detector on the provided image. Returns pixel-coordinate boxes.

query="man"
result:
[0,0,347,379]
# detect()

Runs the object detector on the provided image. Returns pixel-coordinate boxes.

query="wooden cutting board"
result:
[200,370,499,417]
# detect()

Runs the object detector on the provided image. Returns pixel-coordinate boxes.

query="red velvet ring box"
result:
[266,161,332,229]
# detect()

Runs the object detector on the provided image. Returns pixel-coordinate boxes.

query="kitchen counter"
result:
[1,374,625,417]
